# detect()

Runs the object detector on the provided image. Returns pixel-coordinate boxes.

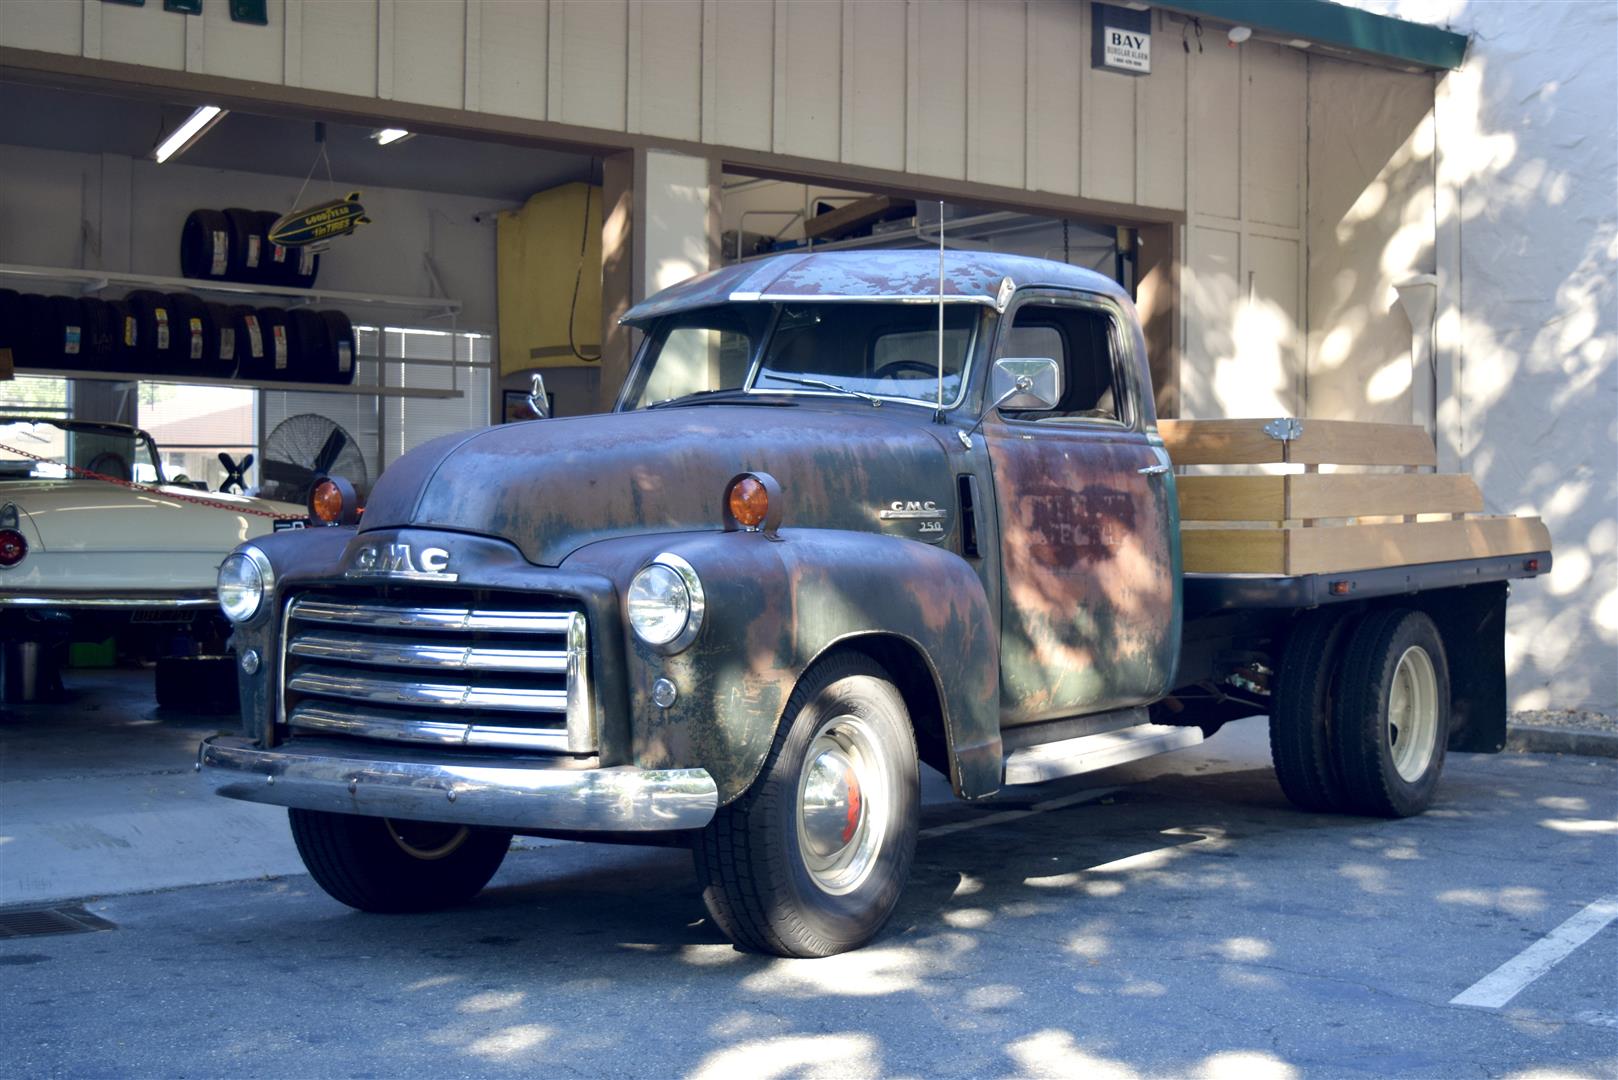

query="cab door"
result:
[983,290,1181,728]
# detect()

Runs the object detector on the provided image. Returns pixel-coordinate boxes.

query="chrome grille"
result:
[279,596,593,753]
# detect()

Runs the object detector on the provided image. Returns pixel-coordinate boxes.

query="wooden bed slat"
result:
[1178,473,1484,522]
[1177,475,1286,522]
[1160,418,1437,467]
[1180,526,1288,575]
[1181,516,1550,575]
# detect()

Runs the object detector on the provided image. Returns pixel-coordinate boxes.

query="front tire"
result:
[289,809,513,913]
[1332,609,1450,817]
[693,654,919,957]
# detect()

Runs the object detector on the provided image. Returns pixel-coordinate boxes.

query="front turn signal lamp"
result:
[723,472,782,536]
[309,476,360,526]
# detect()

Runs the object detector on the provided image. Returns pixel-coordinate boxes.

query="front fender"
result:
[565,528,1002,804]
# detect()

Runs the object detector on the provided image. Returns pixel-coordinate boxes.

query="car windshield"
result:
[0,419,164,484]
[622,301,981,410]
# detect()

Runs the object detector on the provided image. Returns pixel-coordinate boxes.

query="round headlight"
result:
[218,548,271,624]
[627,555,704,651]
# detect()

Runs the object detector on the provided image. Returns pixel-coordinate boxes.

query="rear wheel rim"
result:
[384,818,469,860]
[796,713,890,896]
[1387,646,1439,782]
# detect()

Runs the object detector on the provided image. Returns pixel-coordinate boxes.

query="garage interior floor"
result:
[0,667,303,906]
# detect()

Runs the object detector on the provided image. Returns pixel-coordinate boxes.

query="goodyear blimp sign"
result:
[269,192,371,249]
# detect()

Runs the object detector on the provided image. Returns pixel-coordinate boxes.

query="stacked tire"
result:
[180,207,319,288]
[4,286,355,384]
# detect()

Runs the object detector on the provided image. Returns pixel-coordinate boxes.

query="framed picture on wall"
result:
[503,389,554,423]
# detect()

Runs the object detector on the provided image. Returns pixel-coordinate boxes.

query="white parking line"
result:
[1450,894,1618,1009]
[918,786,1122,839]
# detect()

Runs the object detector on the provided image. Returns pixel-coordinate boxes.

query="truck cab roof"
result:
[620,250,1130,326]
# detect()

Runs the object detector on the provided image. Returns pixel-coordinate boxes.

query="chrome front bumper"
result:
[198,736,718,832]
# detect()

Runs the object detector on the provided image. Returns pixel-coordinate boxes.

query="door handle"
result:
[1138,464,1170,476]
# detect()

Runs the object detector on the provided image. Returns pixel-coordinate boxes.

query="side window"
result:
[1001,302,1127,425]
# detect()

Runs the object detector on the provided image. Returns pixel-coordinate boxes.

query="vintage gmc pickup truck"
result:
[199,251,1551,957]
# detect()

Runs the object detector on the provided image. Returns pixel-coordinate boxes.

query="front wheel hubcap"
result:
[796,714,888,895]
[1387,646,1439,782]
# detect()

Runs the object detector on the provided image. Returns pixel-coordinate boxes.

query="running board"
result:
[1002,724,1204,786]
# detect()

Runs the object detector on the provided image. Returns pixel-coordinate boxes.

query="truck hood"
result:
[1,479,301,552]
[360,405,959,566]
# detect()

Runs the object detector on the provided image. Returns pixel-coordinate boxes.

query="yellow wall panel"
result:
[497,182,603,374]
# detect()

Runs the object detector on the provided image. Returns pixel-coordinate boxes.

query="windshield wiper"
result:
[761,374,883,406]
[645,388,752,410]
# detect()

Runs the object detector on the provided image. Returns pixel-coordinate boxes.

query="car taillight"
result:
[0,528,27,568]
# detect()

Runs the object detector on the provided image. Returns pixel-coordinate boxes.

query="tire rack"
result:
[0,262,468,401]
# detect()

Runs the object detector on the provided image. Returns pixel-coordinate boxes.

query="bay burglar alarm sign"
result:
[1092,3,1152,75]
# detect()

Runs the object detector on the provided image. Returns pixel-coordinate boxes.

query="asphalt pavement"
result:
[2,709,1614,1078]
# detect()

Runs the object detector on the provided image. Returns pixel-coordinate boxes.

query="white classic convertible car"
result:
[0,416,303,703]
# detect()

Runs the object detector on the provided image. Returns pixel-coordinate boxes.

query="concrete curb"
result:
[1506,724,1618,759]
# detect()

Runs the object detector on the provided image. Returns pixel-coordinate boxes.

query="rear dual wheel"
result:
[1270,607,1449,818]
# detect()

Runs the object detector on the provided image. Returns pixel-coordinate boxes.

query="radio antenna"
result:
[935,200,946,421]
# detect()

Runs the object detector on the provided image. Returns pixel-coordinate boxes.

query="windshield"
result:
[0,419,164,484]
[622,302,981,410]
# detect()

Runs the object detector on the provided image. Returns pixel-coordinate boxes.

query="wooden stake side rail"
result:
[1165,418,1550,575]
[1160,418,1437,467]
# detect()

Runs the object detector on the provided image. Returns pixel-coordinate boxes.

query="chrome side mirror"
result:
[528,372,551,419]
[957,357,1064,450]
[989,357,1062,411]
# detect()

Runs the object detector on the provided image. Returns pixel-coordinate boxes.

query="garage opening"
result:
[719,171,1138,291]
[0,76,616,903]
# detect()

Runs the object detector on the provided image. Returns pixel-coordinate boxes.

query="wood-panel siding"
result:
[1,0,1240,217]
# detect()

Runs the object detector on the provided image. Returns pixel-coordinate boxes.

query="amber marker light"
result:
[0,528,27,568]
[308,475,359,526]
[722,471,783,536]
[311,480,344,524]
[728,476,769,530]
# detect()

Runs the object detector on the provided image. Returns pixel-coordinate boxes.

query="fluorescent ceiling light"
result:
[373,128,413,146]
[153,105,226,164]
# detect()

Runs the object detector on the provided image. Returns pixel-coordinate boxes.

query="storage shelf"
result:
[12,365,462,400]
[0,262,461,317]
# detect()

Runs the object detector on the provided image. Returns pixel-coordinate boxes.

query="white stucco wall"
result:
[1342,0,1618,711]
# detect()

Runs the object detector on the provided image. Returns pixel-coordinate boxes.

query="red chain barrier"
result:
[1,440,307,521]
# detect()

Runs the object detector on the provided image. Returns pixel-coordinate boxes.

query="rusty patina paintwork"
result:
[564,528,1001,802]
[987,428,1180,723]
[983,290,1182,725]
[232,252,1177,809]
[359,406,959,566]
